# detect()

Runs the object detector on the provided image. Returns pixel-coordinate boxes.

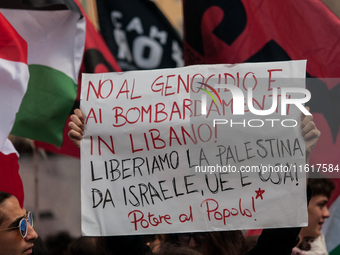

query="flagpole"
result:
[79,0,99,30]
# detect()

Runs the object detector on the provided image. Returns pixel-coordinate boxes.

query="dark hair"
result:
[66,236,108,255]
[0,191,13,225]
[163,231,248,255]
[45,231,74,255]
[209,231,248,255]
[156,242,203,255]
[308,177,335,199]
[0,191,13,205]
[244,234,259,252]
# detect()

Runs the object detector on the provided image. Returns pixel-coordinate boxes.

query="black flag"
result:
[96,0,183,71]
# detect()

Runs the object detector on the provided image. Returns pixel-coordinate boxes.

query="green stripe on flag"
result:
[330,245,340,255]
[11,64,77,146]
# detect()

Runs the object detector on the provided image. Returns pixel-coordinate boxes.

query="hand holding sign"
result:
[300,106,321,163]
[73,60,318,236]
[69,105,318,221]
[68,108,84,149]
[68,107,320,161]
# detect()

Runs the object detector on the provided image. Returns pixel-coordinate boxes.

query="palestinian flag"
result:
[33,1,122,158]
[0,12,28,152]
[0,139,24,208]
[0,2,85,147]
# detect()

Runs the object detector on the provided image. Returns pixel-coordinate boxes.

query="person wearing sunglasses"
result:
[0,191,38,255]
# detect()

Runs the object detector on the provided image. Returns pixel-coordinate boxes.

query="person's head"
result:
[45,231,74,255]
[0,191,38,255]
[308,177,335,199]
[299,178,335,240]
[144,234,163,253]
[164,230,247,255]
[156,242,203,255]
[244,234,259,252]
[66,236,108,255]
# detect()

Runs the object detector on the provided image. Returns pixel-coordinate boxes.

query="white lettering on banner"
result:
[172,40,184,67]
[110,11,123,28]
[150,26,168,45]
[126,17,144,34]
[109,11,182,68]
[133,36,163,69]
[111,11,133,62]
[113,29,132,62]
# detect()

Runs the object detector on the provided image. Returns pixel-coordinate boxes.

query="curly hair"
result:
[162,230,248,255]
[209,231,248,255]
[308,177,335,199]
[0,191,13,225]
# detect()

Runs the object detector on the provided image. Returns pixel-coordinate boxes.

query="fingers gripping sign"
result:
[301,106,321,162]
[68,108,84,149]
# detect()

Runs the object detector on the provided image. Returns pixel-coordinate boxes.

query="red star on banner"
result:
[255,188,265,200]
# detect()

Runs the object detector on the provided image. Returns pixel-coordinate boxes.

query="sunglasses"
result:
[173,232,210,244]
[0,211,33,238]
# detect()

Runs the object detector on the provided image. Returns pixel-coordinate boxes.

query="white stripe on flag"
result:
[2,139,19,157]
[0,58,29,153]
[0,9,85,84]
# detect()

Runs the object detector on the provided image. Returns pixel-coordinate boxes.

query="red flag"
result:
[0,139,24,208]
[0,12,27,208]
[183,0,340,170]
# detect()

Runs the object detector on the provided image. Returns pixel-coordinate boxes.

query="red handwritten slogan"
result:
[80,61,308,236]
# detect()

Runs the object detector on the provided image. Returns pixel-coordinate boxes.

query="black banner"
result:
[96,0,183,71]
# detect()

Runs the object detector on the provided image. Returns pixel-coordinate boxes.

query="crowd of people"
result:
[0,108,336,255]
[0,174,335,255]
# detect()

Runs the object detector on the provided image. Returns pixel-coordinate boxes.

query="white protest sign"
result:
[80,60,308,236]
